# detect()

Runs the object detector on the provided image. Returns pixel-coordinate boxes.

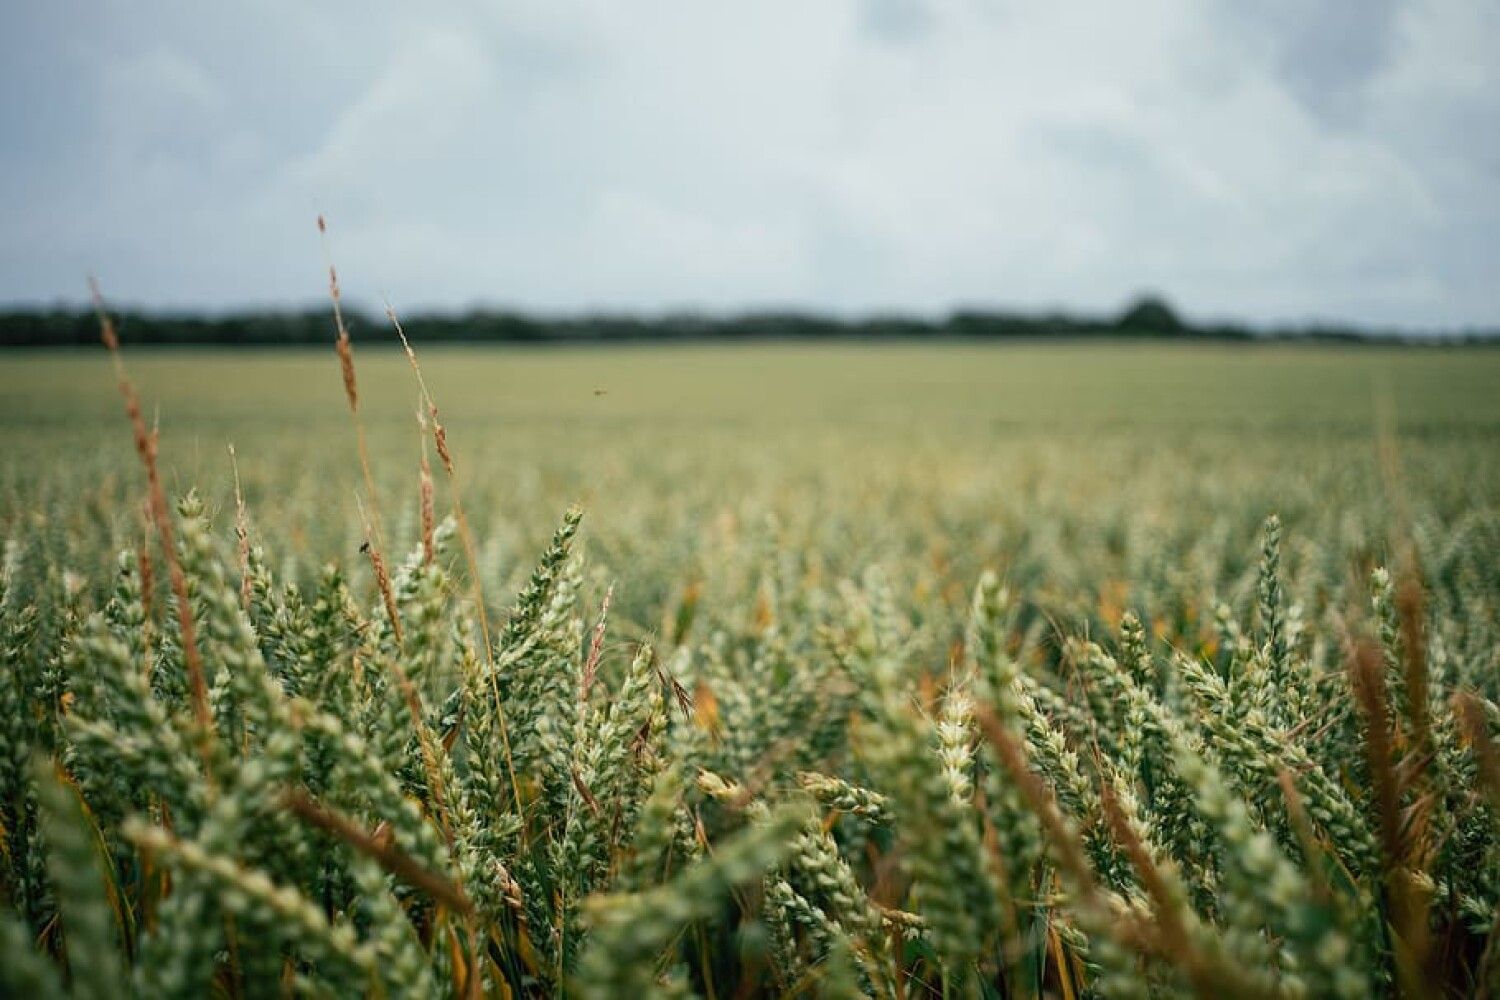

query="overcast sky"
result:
[2,1,1496,329]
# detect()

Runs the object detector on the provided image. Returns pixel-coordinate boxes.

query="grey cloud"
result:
[1222,0,1402,127]
[859,0,937,44]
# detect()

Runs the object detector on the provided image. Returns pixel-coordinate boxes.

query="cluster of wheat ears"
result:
[0,242,1497,999]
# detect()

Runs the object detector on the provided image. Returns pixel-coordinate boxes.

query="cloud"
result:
[1219,0,1402,127]
[859,0,937,44]
[0,0,1495,329]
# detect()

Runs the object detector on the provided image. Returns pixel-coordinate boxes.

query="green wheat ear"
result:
[33,756,125,1000]
[574,803,810,998]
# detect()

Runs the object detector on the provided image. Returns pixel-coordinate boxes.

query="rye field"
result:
[1,339,1498,997]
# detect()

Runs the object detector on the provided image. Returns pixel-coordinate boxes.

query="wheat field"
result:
[0,335,1498,997]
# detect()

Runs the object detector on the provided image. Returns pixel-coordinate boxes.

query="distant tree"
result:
[1116,294,1185,336]
[0,299,1468,346]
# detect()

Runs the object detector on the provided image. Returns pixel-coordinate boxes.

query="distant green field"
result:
[7,342,1500,433]
[3,342,1498,614]
[1,340,1496,623]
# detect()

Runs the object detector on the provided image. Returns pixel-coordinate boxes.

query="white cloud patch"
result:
[0,0,1495,329]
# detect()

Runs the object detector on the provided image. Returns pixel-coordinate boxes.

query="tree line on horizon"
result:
[0,296,1487,347]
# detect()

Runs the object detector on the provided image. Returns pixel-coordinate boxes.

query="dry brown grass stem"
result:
[1454,689,1500,998]
[354,482,456,851]
[388,652,457,848]
[1098,780,1273,1000]
[354,494,402,647]
[974,705,1180,988]
[1394,572,1431,752]
[418,443,435,567]
[1373,387,1433,756]
[1276,768,1332,904]
[284,789,474,918]
[318,217,388,563]
[976,788,1027,978]
[384,299,528,834]
[1454,693,1500,810]
[1097,783,1183,945]
[1453,695,1500,1000]
[581,584,613,702]
[386,301,491,655]
[1350,638,1431,997]
[89,277,214,752]
[973,705,1097,901]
